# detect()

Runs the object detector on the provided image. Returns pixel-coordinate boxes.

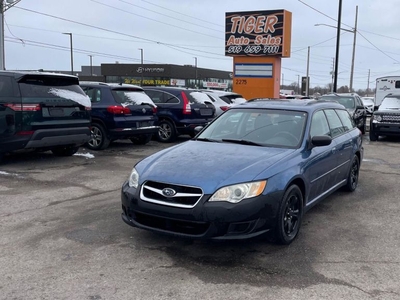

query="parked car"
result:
[80,82,159,150]
[369,94,400,141]
[0,71,91,162]
[143,87,216,142]
[121,99,363,244]
[318,93,367,134]
[204,90,247,105]
[361,97,374,115]
[202,91,233,116]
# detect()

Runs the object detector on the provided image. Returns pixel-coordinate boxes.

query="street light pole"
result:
[194,57,198,88]
[63,32,73,75]
[88,55,93,76]
[138,48,143,86]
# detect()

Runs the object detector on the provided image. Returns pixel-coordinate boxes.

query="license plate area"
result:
[137,121,151,128]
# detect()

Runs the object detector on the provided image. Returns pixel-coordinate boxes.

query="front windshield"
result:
[198,108,307,148]
[379,97,400,110]
[320,96,355,109]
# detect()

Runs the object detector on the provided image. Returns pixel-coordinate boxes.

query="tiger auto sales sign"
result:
[225,9,292,57]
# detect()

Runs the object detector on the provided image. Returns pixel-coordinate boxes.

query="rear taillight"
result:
[107,105,130,115]
[85,106,92,111]
[4,104,41,111]
[220,106,229,111]
[16,131,35,135]
[152,106,157,114]
[181,92,191,115]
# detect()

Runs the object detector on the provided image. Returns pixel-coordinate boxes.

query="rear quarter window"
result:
[0,76,17,97]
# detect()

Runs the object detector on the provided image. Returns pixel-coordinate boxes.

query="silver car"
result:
[362,97,374,115]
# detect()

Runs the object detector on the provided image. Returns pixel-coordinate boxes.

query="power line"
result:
[89,0,221,40]
[13,6,227,58]
[357,31,400,64]
[140,0,224,28]
[116,0,221,33]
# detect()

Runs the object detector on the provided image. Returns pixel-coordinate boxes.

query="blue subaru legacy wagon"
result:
[121,99,364,244]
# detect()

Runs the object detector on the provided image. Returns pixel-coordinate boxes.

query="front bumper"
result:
[121,181,282,240]
[371,122,400,136]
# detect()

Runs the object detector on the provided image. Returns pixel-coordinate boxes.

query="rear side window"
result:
[336,109,355,131]
[0,76,16,97]
[310,110,330,138]
[82,87,102,103]
[112,89,155,107]
[18,75,90,107]
[324,109,345,138]
[395,81,400,89]
[188,91,213,104]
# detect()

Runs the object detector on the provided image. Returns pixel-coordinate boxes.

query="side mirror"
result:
[356,105,365,110]
[311,135,332,148]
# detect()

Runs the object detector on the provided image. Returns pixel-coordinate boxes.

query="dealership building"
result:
[77,63,233,90]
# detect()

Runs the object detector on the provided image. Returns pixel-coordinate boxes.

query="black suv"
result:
[0,71,91,162]
[80,82,159,150]
[143,87,216,142]
[369,94,400,141]
[318,93,367,134]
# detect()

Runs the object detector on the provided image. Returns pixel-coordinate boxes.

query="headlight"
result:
[128,168,139,188]
[375,115,382,122]
[209,181,267,203]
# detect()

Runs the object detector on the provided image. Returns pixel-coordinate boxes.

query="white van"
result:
[375,76,400,108]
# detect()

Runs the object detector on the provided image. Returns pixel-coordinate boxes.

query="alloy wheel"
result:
[89,126,103,148]
[283,194,300,236]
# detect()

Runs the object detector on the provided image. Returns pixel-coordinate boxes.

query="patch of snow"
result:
[48,88,91,107]
[74,152,95,159]
[0,171,10,175]
[121,92,156,107]
[190,92,213,104]
[0,171,21,177]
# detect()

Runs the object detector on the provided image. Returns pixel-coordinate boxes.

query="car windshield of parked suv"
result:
[189,91,213,104]
[112,89,156,107]
[379,96,400,110]
[320,95,355,109]
[18,75,91,107]
[197,108,307,148]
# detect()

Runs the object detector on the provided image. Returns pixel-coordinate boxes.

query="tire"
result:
[87,123,110,150]
[344,155,359,192]
[157,120,177,143]
[130,134,152,145]
[369,123,378,141]
[360,118,366,135]
[276,185,303,245]
[51,145,79,157]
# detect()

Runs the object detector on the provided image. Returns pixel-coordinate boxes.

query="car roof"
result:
[321,93,358,97]
[79,81,143,90]
[0,70,78,80]
[232,98,345,112]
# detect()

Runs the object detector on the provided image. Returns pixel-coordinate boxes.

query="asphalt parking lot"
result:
[1,134,400,300]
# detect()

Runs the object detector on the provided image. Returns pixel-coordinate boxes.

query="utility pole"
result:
[333,0,343,92]
[297,75,300,94]
[306,46,310,96]
[349,5,358,92]
[1,0,21,70]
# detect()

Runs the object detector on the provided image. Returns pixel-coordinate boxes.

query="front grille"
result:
[133,212,210,235]
[140,180,203,208]
[381,114,400,123]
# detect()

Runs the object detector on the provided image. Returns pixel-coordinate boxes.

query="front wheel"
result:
[276,185,303,245]
[344,155,359,192]
[51,146,79,157]
[369,124,378,141]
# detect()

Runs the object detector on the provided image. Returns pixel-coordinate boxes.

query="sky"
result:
[4,0,400,90]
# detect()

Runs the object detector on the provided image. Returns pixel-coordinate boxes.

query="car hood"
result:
[136,141,295,194]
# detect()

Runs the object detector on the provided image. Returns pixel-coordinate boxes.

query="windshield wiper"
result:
[196,137,221,142]
[221,139,263,146]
